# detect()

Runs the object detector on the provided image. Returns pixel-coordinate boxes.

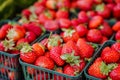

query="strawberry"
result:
[71,18,80,27]
[111,42,120,53]
[35,56,54,70]
[77,38,94,58]
[87,10,96,18]
[47,34,63,50]
[63,65,75,76]
[0,42,5,51]
[0,24,12,40]
[34,0,46,7]
[77,0,93,11]
[109,65,120,80]
[0,68,6,74]
[32,42,45,57]
[88,57,107,79]
[44,20,59,31]
[23,22,42,36]
[53,67,63,80]
[115,0,120,3]
[25,31,37,43]
[112,21,120,32]
[57,0,70,9]
[113,3,120,20]
[50,46,65,66]
[78,11,89,23]
[22,9,31,19]
[61,29,79,42]
[95,3,111,19]
[101,47,119,63]
[58,18,71,29]
[7,25,25,41]
[8,71,15,80]
[61,40,80,56]
[16,38,28,45]
[40,38,48,47]
[44,51,50,58]
[99,21,113,38]
[100,36,108,44]
[93,0,102,4]
[56,8,69,19]
[34,5,45,16]
[89,15,103,29]
[115,30,120,40]
[87,29,103,43]
[27,66,35,75]
[20,43,36,63]
[75,24,88,37]
[46,0,57,10]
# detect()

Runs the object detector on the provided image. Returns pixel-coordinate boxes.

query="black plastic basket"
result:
[84,40,115,80]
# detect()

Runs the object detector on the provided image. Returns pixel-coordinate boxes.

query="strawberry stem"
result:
[20,43,32,53]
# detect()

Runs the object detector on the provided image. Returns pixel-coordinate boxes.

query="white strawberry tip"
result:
[62,28,75,37]
[60,51,80,66]
[20,43,32,53]
[2,39,15,51]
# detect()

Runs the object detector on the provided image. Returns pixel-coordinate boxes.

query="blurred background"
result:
[0,0,37,20]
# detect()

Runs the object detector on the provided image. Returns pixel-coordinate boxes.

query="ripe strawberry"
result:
[89,15,103,29]
[32,43,45,57]
[87,29,103,43]
[100,36,108,44]
[46,0,57,10]
[35,56,54,70]
[53,67,63,80]
[25,31,37,43]
[57,0,70,9]
[113,3,120,19]
[101,47,119,63]
[77,0,93,11]
[40,38,48,47]
[115,0,120,3]
[111,42,120,53]
[47,34,63,50]
[0,42,5,51]
[20,43,36,63]
[16,38,28,45]
[33,0,46,6]
[112,21,120,32]
[44,51,50,58]
[99,21,113,38]
[95,3,111,19]
[63,65,75,76]
[34,5,45,16]
[77,38,94,58]
[93,0,102,4]
[115,30,120,40]
[88,57,107,79]
[0,24,12,40]
[7,25,25,41]
[61,29,79,42]
[44,20,59,31]
[0,68,6,74]
[75,24,88,37]
[61,40,80,56]
[58,18,71,29]
[109,65,120,80]
[27,66,35,75]
[71,18,80,27]
[8,71,15,80]
[50,46,65,66]
[22,9,31,19]
[56,8,69,19]
[87,10,96,18]
[78,11,89,23]
[23,22,42,36]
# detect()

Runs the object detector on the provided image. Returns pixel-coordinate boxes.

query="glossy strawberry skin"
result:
[111,42,120,54]
[22,9,31,19]
[87,29,103,43]
[35,56,54,70]
[0,42,5,51]
[50,46,65,66]
[113,3,120,19]
[101,47,119,63]
[20,52,36,64]
[115,30,120,40]
[78,11,89,23]
[56,9,69,19]
[88,57,107,79]
[16,38,28,45]
[112,21,120,32]
[63,65,75,76]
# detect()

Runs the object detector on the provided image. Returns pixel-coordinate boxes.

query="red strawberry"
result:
[34,0,46,6]
[0,24,12,40]
[32,43,45,57]
[112,21,120,32]
[53,67,63,80]
[75,24,88,37]
[89,15,103,29]
[78,11,89,23]
[61,29,79,42]
[56,8,69,19]
[20,43,36,63]
[87,29,103,43]
[57,0,70,9]
[111,42,120,53]
[99,21,113,38]
[40,38,48,47]
[27,66,35,75]
[115,30,120,40]
[63,65,75,76]
[23,22,42,36]
[44,20,59,31]
[77,38,94,58]
[87,10,96,18]
[100,36,108,44]
[109,65,120,80]
[22,9,31,19]
[8,71,15,80]
[44,51,50,58]
[34,5,45,16]
[16,38,28,45]
[35,56,54,70]
[101,47,119,63]
[46,0,57,10]
[58,18,71,29]
[88,57,107,79]
[77,0,93,11]
[93,0,102,4]
[71,18,80,27]
[25,31,37,43]
[0,42,5,51]
[113,3,120,19]
[9,50,20,54]
[115,0,120,3]
[95,3,111,19]
[50,46,65,66]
